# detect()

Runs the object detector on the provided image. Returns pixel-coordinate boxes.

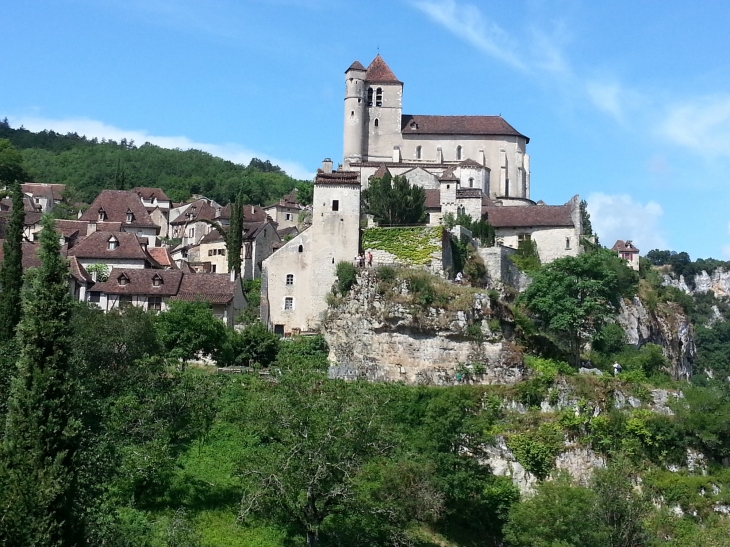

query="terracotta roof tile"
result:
[371,164,391,180]
[315,169,360,184]
[91,268,183,296]
[402,115,528,142]
[611,240,640,253]
[483,204,574,228]
[132,187,171,202]
[67,231,155,262]
[80,190,159,230]
[365,55,401,83]
[424,189,441,209]
[170,199,219,225]
[21,183,65,201]
[170,272,238,304]
[439,167,459,182]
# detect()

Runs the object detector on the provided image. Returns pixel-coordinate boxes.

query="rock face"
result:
[662,267,730,296]
[324,272,525,385]
[618,297,695,380]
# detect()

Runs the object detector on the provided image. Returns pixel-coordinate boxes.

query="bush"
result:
[593,322,626,356]
[375,265,396,282]
[406,273,435,307]
[218,321,280,368]
[335,261,357,294]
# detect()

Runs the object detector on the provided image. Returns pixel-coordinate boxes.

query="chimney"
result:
[322,158,333,174]
[87,222,97,236]
[77,209,83,219]
[230,269,237,282]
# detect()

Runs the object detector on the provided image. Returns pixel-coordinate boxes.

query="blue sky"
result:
[2,0,730,259]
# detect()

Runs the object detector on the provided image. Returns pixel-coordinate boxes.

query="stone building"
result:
[79,190,161,246]
[612,240,640,271]
[261,161,360,335]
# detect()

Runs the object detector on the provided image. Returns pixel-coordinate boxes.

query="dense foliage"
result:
[362,173,426,226]
[0,120,311,206]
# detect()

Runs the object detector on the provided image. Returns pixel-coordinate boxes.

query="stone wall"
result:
[477,245,531,292]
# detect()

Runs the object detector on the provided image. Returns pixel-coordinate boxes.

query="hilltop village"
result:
[0,56,596,330]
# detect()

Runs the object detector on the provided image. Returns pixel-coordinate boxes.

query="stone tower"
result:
[363,55,403,163]
[343,61,367,164]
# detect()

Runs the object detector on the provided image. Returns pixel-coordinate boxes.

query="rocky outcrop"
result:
[324,272,525,385]
[618,297,695,380]
[662,267,730,296]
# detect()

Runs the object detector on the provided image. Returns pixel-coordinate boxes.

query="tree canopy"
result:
[362,173,426,226]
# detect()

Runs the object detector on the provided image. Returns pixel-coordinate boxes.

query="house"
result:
[21,183,66,212]
[67,231,161,271]
[264,189,304,230]
[132,187,172,238]
[612,240,640,271]
[169,197,221,246]
[79,190,161,245]
[171,272,246,326]
[85,269,184,313]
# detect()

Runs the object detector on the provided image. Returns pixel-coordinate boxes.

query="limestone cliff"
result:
[618,296,695,380]
[662,267,730,296]
[324,271,525,385]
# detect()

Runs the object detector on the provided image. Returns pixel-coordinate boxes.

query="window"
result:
[374,118,379,127]
[208,249,214,256]
[126,209,134,223]
[367,87,373,106]
[119,295,132,308]
[245,242,253,259]
[456,145,462,161]
[274,324,285,336]
[518,233,531,246]
[285,213,292,221]
[298,244,303,253]
[98,208,107,221]
[416,145,422,160]
[89,291,100,303]
[148,296,162,311]
[108,236,118,250]
[332,200,339,211]
[468,177,474,188]
[286,274,294,286]
[117,275,128,286]
[211,265,217,273]
[350,110,354,117]
[188,227,195,238]
[565,237,571,250]
[284,297,293,310]
[375,87,382,106]
[152,275,162,287]
[219,248,226,256]
[35,197,40,203]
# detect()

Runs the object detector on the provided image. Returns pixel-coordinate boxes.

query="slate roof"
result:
[67,231,159,264]
[482,204,574,228]
[132,187,171,202]
[346,60,366,72]
[170,199,218,225]
[459,158,484,168]
[0,240,64,270]
[402,115,528,142]
[424,189,441,209]
[277,226,299,238]
[371,164,392,180]
[79,190,159,229]
[68,256,92,283]
[611,240,640,253]
[439,168,459,182]
[55,220,89,239]
[200,230,226,244]
[171,273,238,304]
[365,55,401,83]
[91,269,184,296]
[315,169,360,184]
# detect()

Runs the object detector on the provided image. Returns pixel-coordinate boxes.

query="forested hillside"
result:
[0,120,310,206]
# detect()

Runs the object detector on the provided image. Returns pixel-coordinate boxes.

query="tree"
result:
[155,300,227,364]
[218,320,280,368]
[580,199,594,237]
[0,182,25,342]
[0,138,25,185]
[362,173,425,226]
[520,249,624,365]
[237,372,396,547]
[201,194,243,278]
[0,215,81,546]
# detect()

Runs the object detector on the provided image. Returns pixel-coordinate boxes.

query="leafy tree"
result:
[200,194,244,278]
[218,320,280,368]
[155,300,227,364]
[0,182,25,343]
[362,173,426,226]
[646,249,672,266]
[335,260,357,294]
[0,215,81,546]
[237,372,396,547]
[0,138,25,185]
[580,199,594,237]
[520,249,624,365]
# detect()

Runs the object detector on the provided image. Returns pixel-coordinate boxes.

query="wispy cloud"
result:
[587,192,667,251]
[8,115,314,180]
[411,0,527,70]
[659,95,730,158]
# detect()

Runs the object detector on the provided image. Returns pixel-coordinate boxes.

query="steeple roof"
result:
[365,55,401,84]
[346,60,366,72]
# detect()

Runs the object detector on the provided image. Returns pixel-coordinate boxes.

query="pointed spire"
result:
[346,60,366,73]
[365,54,401,83]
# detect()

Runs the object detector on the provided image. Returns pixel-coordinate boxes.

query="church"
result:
[261,55,582,335]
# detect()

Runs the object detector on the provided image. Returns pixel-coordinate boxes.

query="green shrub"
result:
[335,260,357,294]
[507,424,563,479]
[466,321,484,341]
[406,273,435,307]
[593,322,626,356]
[375,265,396,282]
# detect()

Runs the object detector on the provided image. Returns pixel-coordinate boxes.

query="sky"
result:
[2,0,730,259]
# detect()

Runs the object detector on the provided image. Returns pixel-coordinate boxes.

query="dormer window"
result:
[98,208,107,221]
[107,236,119,250]
[375,87,383,107]
[117,274,129,286]
[126,209,134,223]
[152,274,163,287]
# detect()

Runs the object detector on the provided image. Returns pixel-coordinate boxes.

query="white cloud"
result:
[587,192,667,252]
[7,115,314,180]
[659,95,730,158]
[411,0,527,71]
[585,80,626,120]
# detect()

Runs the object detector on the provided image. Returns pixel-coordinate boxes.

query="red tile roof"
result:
[80,190,159,230]
[483,204,574,228]
[21,183,66,201]
[91,268,184,296]
[346,60,366,72]
[424,189,441,209]
[67,231,157,263]
[315,169,360,184]
[170,199,219,225]
[147,246,175,267]
[171,273,238,304]
[402,115,528,142]
[611,240,640,253]
[132,187,171,202]
[365,55,401,83]
[439,167,459,182]
[371,164,391,180]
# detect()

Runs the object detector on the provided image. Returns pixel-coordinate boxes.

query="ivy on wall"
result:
[362,227,442,265]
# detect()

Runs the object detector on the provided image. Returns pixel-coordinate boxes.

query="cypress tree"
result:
[0,215,81,546]
[0,181,26,342]
[227,195,243,278]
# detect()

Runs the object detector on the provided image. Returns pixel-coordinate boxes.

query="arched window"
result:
[298,245,303,253]
[286,274,294,286]
[367,88,373,106]
[374,118,379,127]
[375,87,383,106]
[456,145,462,161]
[416,146,422,160]
[468,177,474,188]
